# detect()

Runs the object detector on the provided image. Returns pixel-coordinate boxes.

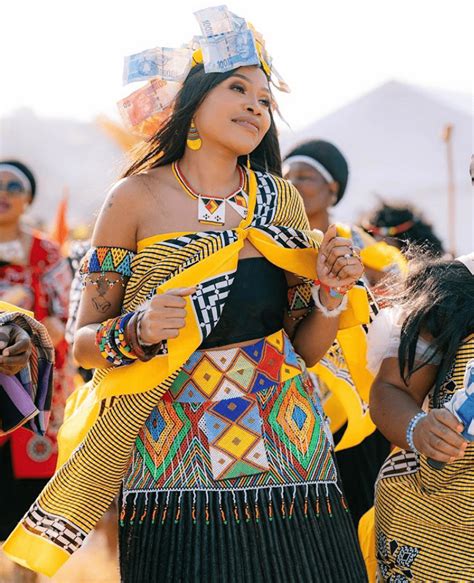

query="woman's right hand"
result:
[0,323,32,376]
[138,287,196,345]
[413,408,468,463]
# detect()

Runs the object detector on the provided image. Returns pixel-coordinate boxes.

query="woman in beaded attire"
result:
[5,11,371,582]
[0,161,72,583]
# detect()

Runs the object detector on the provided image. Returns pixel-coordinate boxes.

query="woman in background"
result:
[361,201,444,256]
[0,161,72,550]
[283,140,405,526]
[369,253,474,581]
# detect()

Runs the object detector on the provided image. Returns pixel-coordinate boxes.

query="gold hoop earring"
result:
[187,119,202,151]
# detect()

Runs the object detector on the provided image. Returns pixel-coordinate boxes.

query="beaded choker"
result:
[172,161,248,225]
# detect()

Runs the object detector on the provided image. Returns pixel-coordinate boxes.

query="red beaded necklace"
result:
[172,161,248,225]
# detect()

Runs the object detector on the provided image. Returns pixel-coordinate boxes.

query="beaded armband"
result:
[80,246,136,289]
[287,282,315,323]
[287,282,314,311]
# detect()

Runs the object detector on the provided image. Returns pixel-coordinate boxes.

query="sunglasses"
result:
[0,180,28,196]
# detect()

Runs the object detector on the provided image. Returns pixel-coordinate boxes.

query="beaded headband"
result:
[363,220,416,237]
[118,5,288,138]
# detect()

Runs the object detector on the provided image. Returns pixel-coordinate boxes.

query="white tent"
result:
[281,80,473,254]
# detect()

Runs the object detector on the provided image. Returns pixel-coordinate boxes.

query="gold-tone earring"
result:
[187,119,202,150]
[246,155,251,169]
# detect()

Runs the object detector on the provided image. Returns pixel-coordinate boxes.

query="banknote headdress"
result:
[118,5,289,138]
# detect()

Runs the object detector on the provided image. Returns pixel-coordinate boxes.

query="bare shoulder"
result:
[92,175,149,250]
[92,167,175,249]
[140,165,175,195]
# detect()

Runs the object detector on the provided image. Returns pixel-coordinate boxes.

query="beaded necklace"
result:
[172,161,248,225]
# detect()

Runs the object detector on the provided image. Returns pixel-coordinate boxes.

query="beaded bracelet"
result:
[124,311,166,362]
[96,316,136,366]
[114,312,138,360]
[406,411,427,454]
[96,311,167,365]
[313,279,346,300]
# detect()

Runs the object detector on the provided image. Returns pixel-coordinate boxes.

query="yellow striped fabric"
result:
[375,335,474,581]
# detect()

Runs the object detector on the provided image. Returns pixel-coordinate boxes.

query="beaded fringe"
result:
[120,483,349,527]
[119,482,367,583]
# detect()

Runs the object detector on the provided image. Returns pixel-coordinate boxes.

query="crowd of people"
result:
[0,7,472,583]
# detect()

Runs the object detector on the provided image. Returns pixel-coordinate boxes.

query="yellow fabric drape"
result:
[58,183,368,466]
[358,506,377,583]
[0,300,34,318]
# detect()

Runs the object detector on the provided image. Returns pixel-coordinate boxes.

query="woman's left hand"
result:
[316,224,364,289]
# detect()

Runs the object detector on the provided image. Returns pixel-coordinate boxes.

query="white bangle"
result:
[406,411,427,454]
[310,285,348,318]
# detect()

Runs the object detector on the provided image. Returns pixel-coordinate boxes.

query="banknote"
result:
[194,5,246,37]
[123,47,192,85]
[199,29,260,73]
[117,79,180,136]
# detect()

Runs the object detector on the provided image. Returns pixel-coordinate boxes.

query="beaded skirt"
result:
[119,330,367,582]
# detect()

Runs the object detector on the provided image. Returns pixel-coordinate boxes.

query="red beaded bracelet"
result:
[313,280,346,299]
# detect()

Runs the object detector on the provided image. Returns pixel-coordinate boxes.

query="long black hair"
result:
[362,202,444,255]
[122,64,281,178]
[390,253,474,403]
